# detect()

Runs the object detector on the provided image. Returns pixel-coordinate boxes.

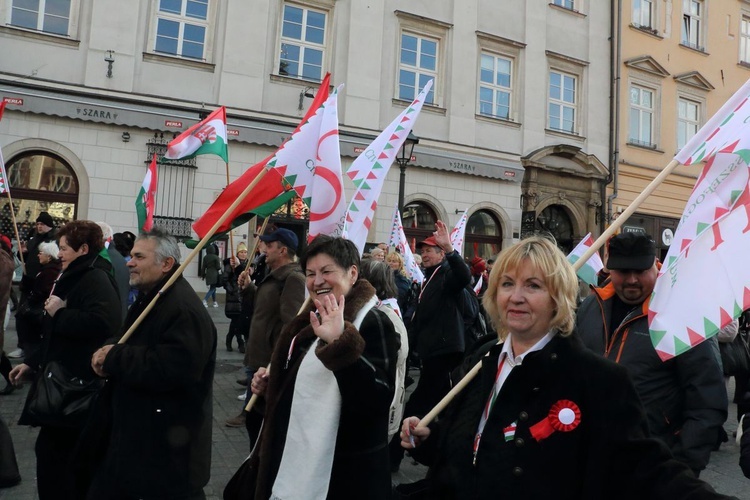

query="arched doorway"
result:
[1,151,78,239]
[535,204,574,253]
[466,210,503,260]
[402,201,437,251]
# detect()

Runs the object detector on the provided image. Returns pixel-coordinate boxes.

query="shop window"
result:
[403,201,437,251]
[466,210,503,260]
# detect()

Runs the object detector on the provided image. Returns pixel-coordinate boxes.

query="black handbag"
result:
[22,361,103,428]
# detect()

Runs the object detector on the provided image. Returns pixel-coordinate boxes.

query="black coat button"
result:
[512,466,523,476]
[519,411,529,421]
[514,438,524,447]
[550,353,558,361]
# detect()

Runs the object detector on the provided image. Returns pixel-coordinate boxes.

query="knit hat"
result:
[36,211,55,228]
[0,235,10,253]
[236,242,248,253]
[470,256,486,275]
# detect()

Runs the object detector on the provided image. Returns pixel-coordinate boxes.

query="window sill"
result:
[143,52,215,72]
[738,61,750,71]
[475,114,521,128]
[270,73,327,88]
[0,25,80,47]
[627,141,664,154]
[548,3,586,18]
[678,43,709,56]
[545,127,585,142]
[629,24,663,39]
[391,98,446,116]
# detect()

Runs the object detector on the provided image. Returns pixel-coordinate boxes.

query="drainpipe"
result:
[606,0,622,230]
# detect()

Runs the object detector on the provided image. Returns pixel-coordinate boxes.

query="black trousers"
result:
[35,426,81,500]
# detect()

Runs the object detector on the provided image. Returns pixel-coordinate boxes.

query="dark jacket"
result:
[411,335,731,500]
[24,252,121,382]
[97,273,217,497]
[201,246,221,286]
[107,245,130,321]
[252,280,400,500]
[742,409,750,479]
[243,261,305,370]
[575,282,727,472]
[21,227,57,292]
[411,251,471,359]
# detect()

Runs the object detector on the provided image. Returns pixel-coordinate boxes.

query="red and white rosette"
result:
[529,400,581,442]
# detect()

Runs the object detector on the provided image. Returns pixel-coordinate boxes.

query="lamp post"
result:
[396,131,419,213]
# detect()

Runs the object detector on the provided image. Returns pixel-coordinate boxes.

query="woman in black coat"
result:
[400,236,733,500]
[249,236,399,499]
[9,220,121,500]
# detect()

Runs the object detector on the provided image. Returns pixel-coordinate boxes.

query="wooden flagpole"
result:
[225,161,235,260]
[416,158,682,429]
[118,167,269,344]
[244,217,270,273]
[5,192,25,271]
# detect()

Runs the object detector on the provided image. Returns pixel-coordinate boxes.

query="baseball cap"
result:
[259,227,299,252]
[415,236,439,249]
[606,232,656,271]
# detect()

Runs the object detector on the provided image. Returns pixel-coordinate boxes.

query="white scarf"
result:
[271,295,377,499]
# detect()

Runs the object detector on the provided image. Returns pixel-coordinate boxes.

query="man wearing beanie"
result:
[576,232,726,476]
[9,212,57,359]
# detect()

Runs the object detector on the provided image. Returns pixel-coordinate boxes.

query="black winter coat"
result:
[98,273,217,498]
[411,251,471,359]
[411,335,732,500]
[252,280,399,500]
[24,252,121,382]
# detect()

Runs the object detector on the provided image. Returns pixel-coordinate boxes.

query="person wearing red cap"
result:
[390,220,471,471]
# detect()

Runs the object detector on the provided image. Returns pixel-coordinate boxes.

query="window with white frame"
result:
[548,70,577,134]
[153,0,210,60]
[633,0,654,29]
[398,33,437,105]
[741,15,750,64]
[629,85,654,147]
[10,0,76,36]
[478,53,512,120]
[552,0,574,10]
[677,97,700,151]
[278,4,327,81]
[681,0,704,50]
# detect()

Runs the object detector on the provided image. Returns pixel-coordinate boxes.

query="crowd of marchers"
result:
[1,214,750,499]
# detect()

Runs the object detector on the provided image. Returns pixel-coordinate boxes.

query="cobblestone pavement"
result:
[0,294,748,499]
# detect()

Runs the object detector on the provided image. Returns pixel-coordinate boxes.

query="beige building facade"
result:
[0,0,612,288]
[613,0,750,258]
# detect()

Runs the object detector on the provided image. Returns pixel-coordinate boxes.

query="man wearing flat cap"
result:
[576,232,727,476]
[224,227,305,446]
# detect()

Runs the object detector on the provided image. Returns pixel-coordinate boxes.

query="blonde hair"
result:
[386,251,407,276]
[482,236,578,340]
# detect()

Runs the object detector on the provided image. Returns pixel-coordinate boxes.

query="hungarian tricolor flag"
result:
[136,154,158,233]
[566,233,604,286]
[165,106,229,162]
[191,159,295,240]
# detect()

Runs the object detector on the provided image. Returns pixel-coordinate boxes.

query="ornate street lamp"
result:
[396,131,419,213]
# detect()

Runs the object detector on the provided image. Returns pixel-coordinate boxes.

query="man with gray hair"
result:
[96,221,129,320]
[89,229,216,499]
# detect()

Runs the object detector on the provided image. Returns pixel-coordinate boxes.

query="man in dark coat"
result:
[96,221,130,322]
[89,229,216,499]
[576,232,727,476]
[391,220,471,470]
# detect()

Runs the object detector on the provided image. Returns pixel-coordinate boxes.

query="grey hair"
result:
[136,229,181,265]
[38,241,60,260]
[96,221,114,241]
